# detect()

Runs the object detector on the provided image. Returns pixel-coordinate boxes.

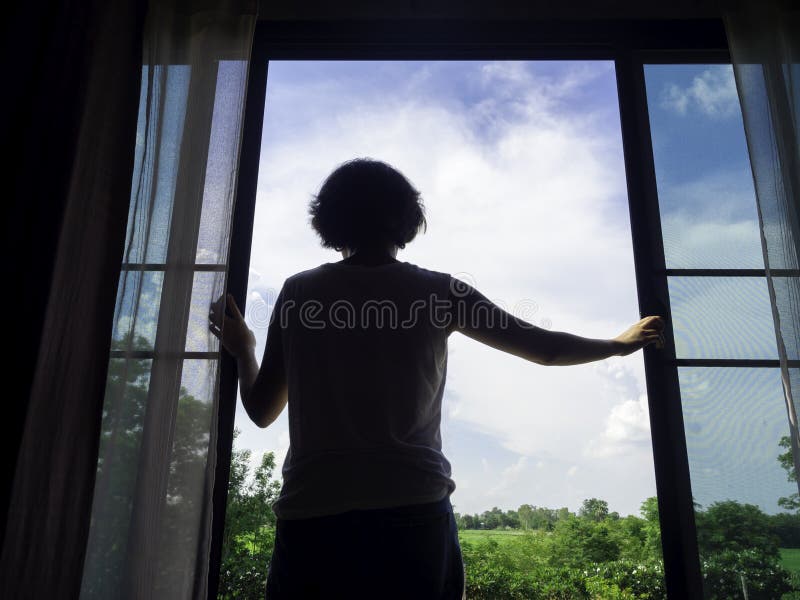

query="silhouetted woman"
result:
[209,158,664,600]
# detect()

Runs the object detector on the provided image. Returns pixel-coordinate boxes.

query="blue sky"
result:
[226,60,795,517]
[645,64,763,268]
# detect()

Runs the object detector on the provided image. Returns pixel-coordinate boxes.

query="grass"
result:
[459,529,530,545]
[781,548,800,574]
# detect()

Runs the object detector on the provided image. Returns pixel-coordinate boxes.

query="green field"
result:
[781,548,800,574]
[458,529,531,544]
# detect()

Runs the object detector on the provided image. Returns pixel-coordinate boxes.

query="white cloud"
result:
[660,66,739,118]
[662,216,762,269]
[587,394,652,459]
[487,455,529,498]
[657,169,763,269]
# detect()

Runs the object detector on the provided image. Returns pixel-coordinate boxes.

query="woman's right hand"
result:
[209,293,257,358]
[613,316,665,356]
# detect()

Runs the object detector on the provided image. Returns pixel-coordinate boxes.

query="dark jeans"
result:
[265,495,465,599]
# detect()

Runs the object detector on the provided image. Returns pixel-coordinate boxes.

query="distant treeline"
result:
[455,497,800,548]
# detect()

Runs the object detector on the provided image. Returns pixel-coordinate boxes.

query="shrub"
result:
[701,548,794,600]
[581,560,666,599]
[218,530,274,599]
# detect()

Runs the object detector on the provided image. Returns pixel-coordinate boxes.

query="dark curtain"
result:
[0,1,146,598]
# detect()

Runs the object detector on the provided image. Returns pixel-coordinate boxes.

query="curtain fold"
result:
[0,1,146,598]
[78,1,257,598]
[724,0,800,498]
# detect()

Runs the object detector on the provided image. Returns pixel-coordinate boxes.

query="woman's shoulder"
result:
[289,260,451,277]
[283,261,453,293]
[399,261,452,280]
[288,264,328,280]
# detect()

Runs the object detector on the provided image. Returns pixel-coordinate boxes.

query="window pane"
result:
[668,276,777,359]
[644,64,763,269]
[679,367,794,513]
[111,269,164,350]
[81,359,152,598]
[679,365,800,600]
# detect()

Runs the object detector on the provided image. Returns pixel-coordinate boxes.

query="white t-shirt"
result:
[270,260,457,520]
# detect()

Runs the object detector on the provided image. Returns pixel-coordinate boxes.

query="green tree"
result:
[502,508,520,529]
[459,513,477,529]
[778,435,800,511]
[517,504,534,530]
[82,332,218,598]
[611,515,647,561]
[481,507,504,530]
[548,515,621,568]
[640,496,663,560]
[579,497,610,522]
[767,511,800,547]
[701,549,793,600]
[695,500,780,558]
[556,506,572,522]
[155,388,215,597]
[81,334,151,598]
[692,497,799,598]
[218,430,281,599]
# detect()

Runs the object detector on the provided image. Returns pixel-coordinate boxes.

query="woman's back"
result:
[272,260,457,520]
[208,158,662,598]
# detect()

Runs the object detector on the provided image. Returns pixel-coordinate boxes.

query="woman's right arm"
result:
[446,280,664,366]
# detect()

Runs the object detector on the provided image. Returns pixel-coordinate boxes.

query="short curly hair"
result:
[309,158,427,252]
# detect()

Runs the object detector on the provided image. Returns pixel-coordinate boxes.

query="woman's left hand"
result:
[209,293,257,358]
[613,315,665,356]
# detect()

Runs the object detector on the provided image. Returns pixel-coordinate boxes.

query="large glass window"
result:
[82,62,244,599]
[645,63,799,598]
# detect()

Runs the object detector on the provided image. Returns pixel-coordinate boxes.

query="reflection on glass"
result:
[153,359,217,598]
[111,270,164,350]
[123,65,191,265]
[679,367,794,511]
[196,61,250,265]
[679,367,799,598]
[668,277,777,360]
[185,271,223,353]
[644,64,763,269]
[81,357,152,599]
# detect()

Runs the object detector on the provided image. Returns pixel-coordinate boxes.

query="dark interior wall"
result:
[257,0,724,21]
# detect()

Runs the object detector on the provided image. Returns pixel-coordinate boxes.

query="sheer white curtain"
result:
[79,1,257,598]
[724,0,800,497]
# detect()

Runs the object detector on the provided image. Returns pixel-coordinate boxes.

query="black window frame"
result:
[208,19,734,599]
